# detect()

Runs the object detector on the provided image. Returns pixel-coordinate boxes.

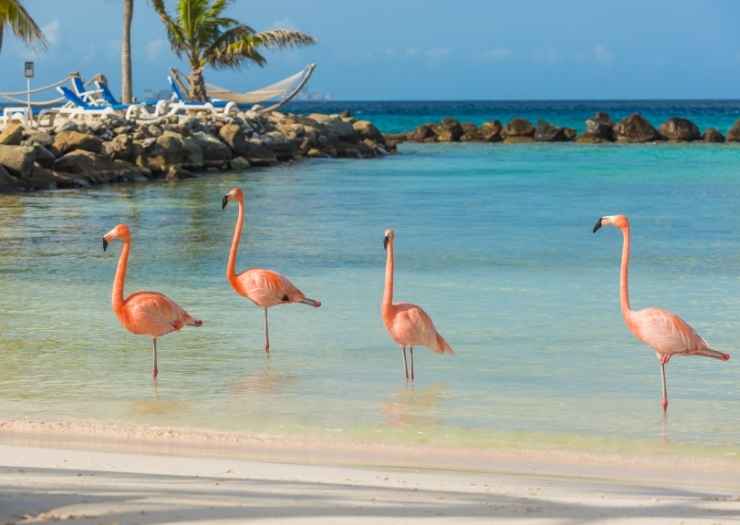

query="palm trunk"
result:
[121,0,134,103]
[188,66,208,102]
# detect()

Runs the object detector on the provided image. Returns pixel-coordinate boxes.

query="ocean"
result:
[0,101,738,456]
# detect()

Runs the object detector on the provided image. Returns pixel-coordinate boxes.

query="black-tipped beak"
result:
[102,238,108,251]
[384,236,389,251]
[221,196,228,210]
[592,217,603,233]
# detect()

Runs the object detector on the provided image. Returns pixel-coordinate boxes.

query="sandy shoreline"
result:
[0,418,739,523]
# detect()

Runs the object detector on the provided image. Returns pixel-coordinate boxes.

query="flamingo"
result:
[222,187,321,353]
[382,229,453,382]
[593,214,730,413]
[102,224,202,379]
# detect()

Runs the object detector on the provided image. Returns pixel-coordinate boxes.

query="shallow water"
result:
[0,142,739,454]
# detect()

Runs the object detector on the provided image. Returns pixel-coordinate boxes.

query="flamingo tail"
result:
[434,333,454,355]
[694,348,730,361]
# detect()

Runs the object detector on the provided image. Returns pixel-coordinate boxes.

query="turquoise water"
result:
[0,141,739,453]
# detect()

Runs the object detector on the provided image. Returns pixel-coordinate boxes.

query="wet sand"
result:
[0,419,738,524]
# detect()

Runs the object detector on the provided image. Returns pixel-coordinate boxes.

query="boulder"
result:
[479,121,503,142]
[31,145,56,169]
[535,120,571,142]
[460,123,482,142]
[433,118,464,142]
[243,139,278,166]
[24,130,53,148]
[613,113,661,143]
[0,165,23,192]
[26,165,60,191]
[0,123,24,146]
[727,120,740,142]
[165,165,195,181]
[218,123,246,152]
[52,131,103,156]
[55,150,149,184]
[0,145,36,177]
[262,131,298,161]
[230,156,251,171]
[352,120,384,142]
[408,124,437,142]
[577,112,614,142]
[383,133,407,147]
[306,148,326,158]
[191,131,232,166]
[659,117,701,142]
[703,128,725,143]
[104,134,134,161]
[503,118,535,143]
[181,136,205,169]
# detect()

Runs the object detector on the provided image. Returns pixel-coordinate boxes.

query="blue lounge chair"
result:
[167,74,237,115]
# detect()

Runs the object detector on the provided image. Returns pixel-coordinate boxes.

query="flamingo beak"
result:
[592,217,604,233]
[221,195,229,210]
[384,236,389,251]
[102,238,108,251]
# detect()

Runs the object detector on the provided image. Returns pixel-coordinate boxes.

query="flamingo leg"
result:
[410,347,415,382]
[660,356,669,414]
[152,338,158,380]
[264,308,270,354]
[401,346,409,381]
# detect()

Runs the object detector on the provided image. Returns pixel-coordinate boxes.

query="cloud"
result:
[145,39,167,62]
[592,44,614,64]
[480,48,512,63]
[42,20,61,47]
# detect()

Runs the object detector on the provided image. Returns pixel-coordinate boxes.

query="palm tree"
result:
[121,0,134,103]
[151,0,315,101]
[0,0,47,52]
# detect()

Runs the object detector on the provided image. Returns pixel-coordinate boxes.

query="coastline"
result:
[0,421,738,524]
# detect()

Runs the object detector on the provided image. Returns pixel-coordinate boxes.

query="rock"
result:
[306,148,325,158]
[352,120,384,143]
[659,117,701,142]
[433,118,464,142]
[243,139,278,166]
[613,113,661,143]
[383,133,407,147]
[408,124,437,142]
[55,150,149,184]
[727,120,740,142]
[218,123,246,152]
[146,125,163,138]
[191,131,232,166]
[563,128,577,141]
[479,121,503,142]
[230,156,251,171]
[460,123,482,142]
[151,131,186,171]
[577,112,614,143]
[262,131,298,161]
[26,164,59,190]
[165,165,195,181]
[31,145,56,169]
[535,120,571,142]
[0,165,23,192]
[0,123,24,146]
[703,128,725,143]
[104,134,134,161]
[24,130,53,148]
[52,131,104,156]
[181,136,205,169]
[0,145,36,177]
[503,118,535,143]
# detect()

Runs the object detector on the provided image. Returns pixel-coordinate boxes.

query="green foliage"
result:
[0,0,47,52]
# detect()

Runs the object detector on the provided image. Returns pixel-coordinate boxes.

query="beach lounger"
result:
[167,75,237,116]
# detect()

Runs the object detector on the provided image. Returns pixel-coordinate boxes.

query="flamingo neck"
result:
[227,197,244,288]
[112,239,129,314]
[382,241,394,314]
[619,225,632,318]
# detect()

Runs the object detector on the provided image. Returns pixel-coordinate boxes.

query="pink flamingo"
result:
[102,224,202,379]
[222,187,321,353]
[382,229,453,382]
[593,215,730,413]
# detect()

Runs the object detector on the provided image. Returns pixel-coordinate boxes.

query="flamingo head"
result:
[222,187,244,209]
[102,224,131,251]
[383,229,395,251]
[593,214,629,233]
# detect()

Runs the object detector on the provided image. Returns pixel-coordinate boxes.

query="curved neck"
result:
[112,240,129,313]
[619,225,632,317]
[227,198,244,285]
[382,241,394,312]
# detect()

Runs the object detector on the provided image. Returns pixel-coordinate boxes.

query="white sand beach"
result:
[0,420,738,524]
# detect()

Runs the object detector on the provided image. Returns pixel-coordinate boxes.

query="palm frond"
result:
[251,29,316,49]
[0,0,47,52]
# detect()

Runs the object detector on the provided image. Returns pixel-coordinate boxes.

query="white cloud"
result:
[145,39,167,62]
[481,48,512,63]
[42,20,61,46]
[592,44,614,64]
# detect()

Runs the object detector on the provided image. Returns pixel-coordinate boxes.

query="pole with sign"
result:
[24,61,34,119]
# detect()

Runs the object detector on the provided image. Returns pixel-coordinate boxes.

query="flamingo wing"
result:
[630,307,707,356]
[391,303,443,350]
[122,291,191,336]
[236,269,298,307]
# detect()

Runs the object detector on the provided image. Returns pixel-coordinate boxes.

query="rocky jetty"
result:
[0,110,390,193]
[388,114,740,147]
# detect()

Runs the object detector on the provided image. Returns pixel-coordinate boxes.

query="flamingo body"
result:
[222,187,321,352]
[103,224,202,379]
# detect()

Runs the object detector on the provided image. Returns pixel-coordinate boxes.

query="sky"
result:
[2,0,740,100]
